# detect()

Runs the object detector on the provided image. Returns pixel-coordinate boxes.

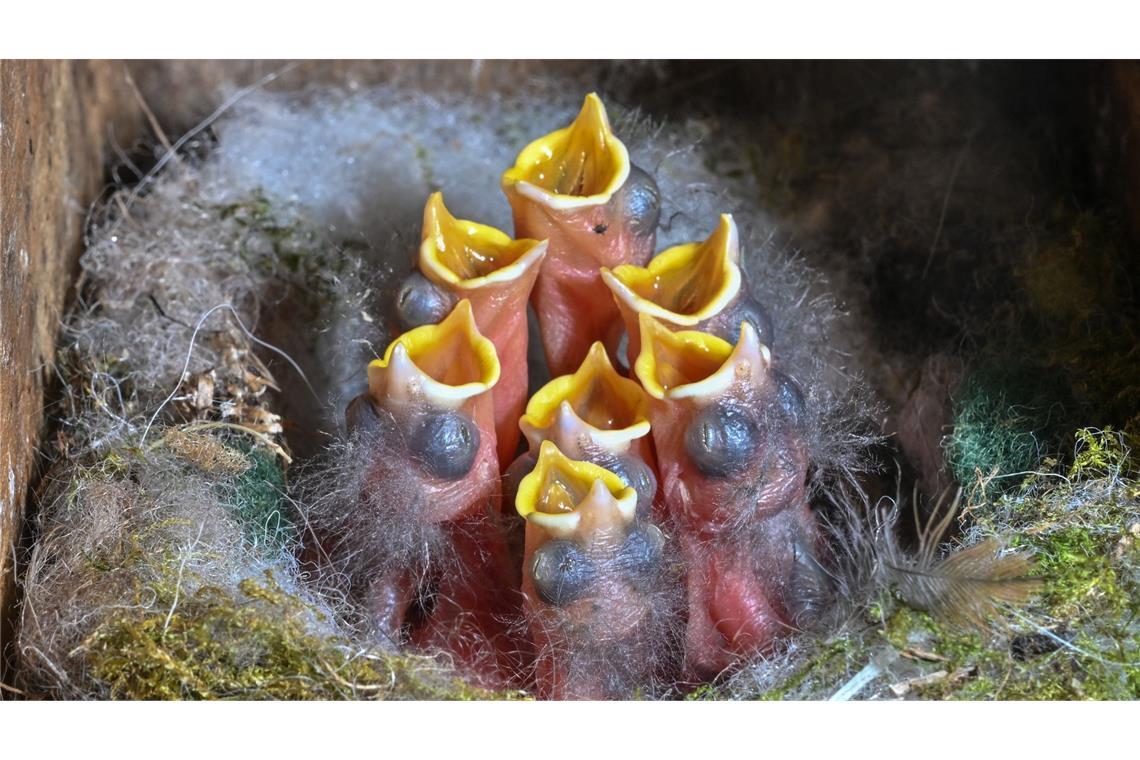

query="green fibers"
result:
[228,442,296,553]
[944,360,1076,497]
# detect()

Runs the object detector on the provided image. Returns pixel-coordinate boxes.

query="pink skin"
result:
[353,394,525,688]
[462,277,541,466]
[509,198,656,376]
[412,515,528,690]
[636,318,818,681]
[515,445,670,699]
[351,304,526,686]
[677,505,818,680]
[521,525,659,700]
[413,195,548,465]
[395,394,523,687]
[502,94,660,376]
[653,393,816,679]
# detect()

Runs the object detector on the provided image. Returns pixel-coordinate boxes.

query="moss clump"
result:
[739,428,1139,700]
[962,428,1140,698]
[20,437,517,701]
[944,361,1076,497]
[218,193,325,279]
[83,570,517,700]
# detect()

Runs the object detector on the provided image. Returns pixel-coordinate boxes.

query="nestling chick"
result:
[634,314,819,680]
[502,93,661,375]
[602,213,773,367]
[516,441,678,699]
[393,193,547,464]
[506,341,658,519]
[342,300,520,686]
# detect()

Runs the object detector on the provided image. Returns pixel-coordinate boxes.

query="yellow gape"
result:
[634,313,769,402]
[369,299,500,409]
[520,342,651,454]
[419,192,546,288]
[502,93,630,209]
[602,213,742,325]
[516,440,637,545]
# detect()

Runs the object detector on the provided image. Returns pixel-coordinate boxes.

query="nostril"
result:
[684,403,759,478]
[409,411,481,479]
[394,271,455,331]
[530,539,596,607]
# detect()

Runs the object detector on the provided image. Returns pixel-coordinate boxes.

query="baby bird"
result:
[506,341,658,520]
[601,213,773,367]
[341,300,520,686]
[392,193,547,465]
[634,313,818,681]
[516,441,677,699]
[502,93,661,376]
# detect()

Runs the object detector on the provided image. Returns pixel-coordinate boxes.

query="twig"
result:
[123,68,175,159]
[117,62,299,223]
[0,680,27,696]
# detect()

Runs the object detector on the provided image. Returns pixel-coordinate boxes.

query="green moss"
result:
[755,428,1140,700]
[757,639,854,700]
[50,453,517,701]
[956,428,1140,698]
[683,683,722,701]
[216,193,332,281]
[83,569,517,700]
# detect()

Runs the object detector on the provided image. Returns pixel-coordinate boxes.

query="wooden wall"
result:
[0,60,146,684]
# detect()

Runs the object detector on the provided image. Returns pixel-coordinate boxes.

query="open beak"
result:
[634,312,769,404]
[519,341,651,457]
[633,313,771,525]
[634,315,814,679]
[517,341,658,518]
[364,299,502,524]
[515,440,637,549]
[369,298,500,410]
[417,192,547,464]
[502,93,629,210]
[515,439,670,699]
[502,93,660,376]
[602,214,743,365]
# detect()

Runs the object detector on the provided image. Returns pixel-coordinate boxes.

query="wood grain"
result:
[0,60,144,684]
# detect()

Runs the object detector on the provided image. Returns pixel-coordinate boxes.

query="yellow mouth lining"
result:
[602,214,741,325]
[634,314,771,401]
[521,342,650,435]
[516,440,637,536]
[501,93,631,209]
[419,192,547,288]
[634,313,734,400]
[369,300,500,403]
